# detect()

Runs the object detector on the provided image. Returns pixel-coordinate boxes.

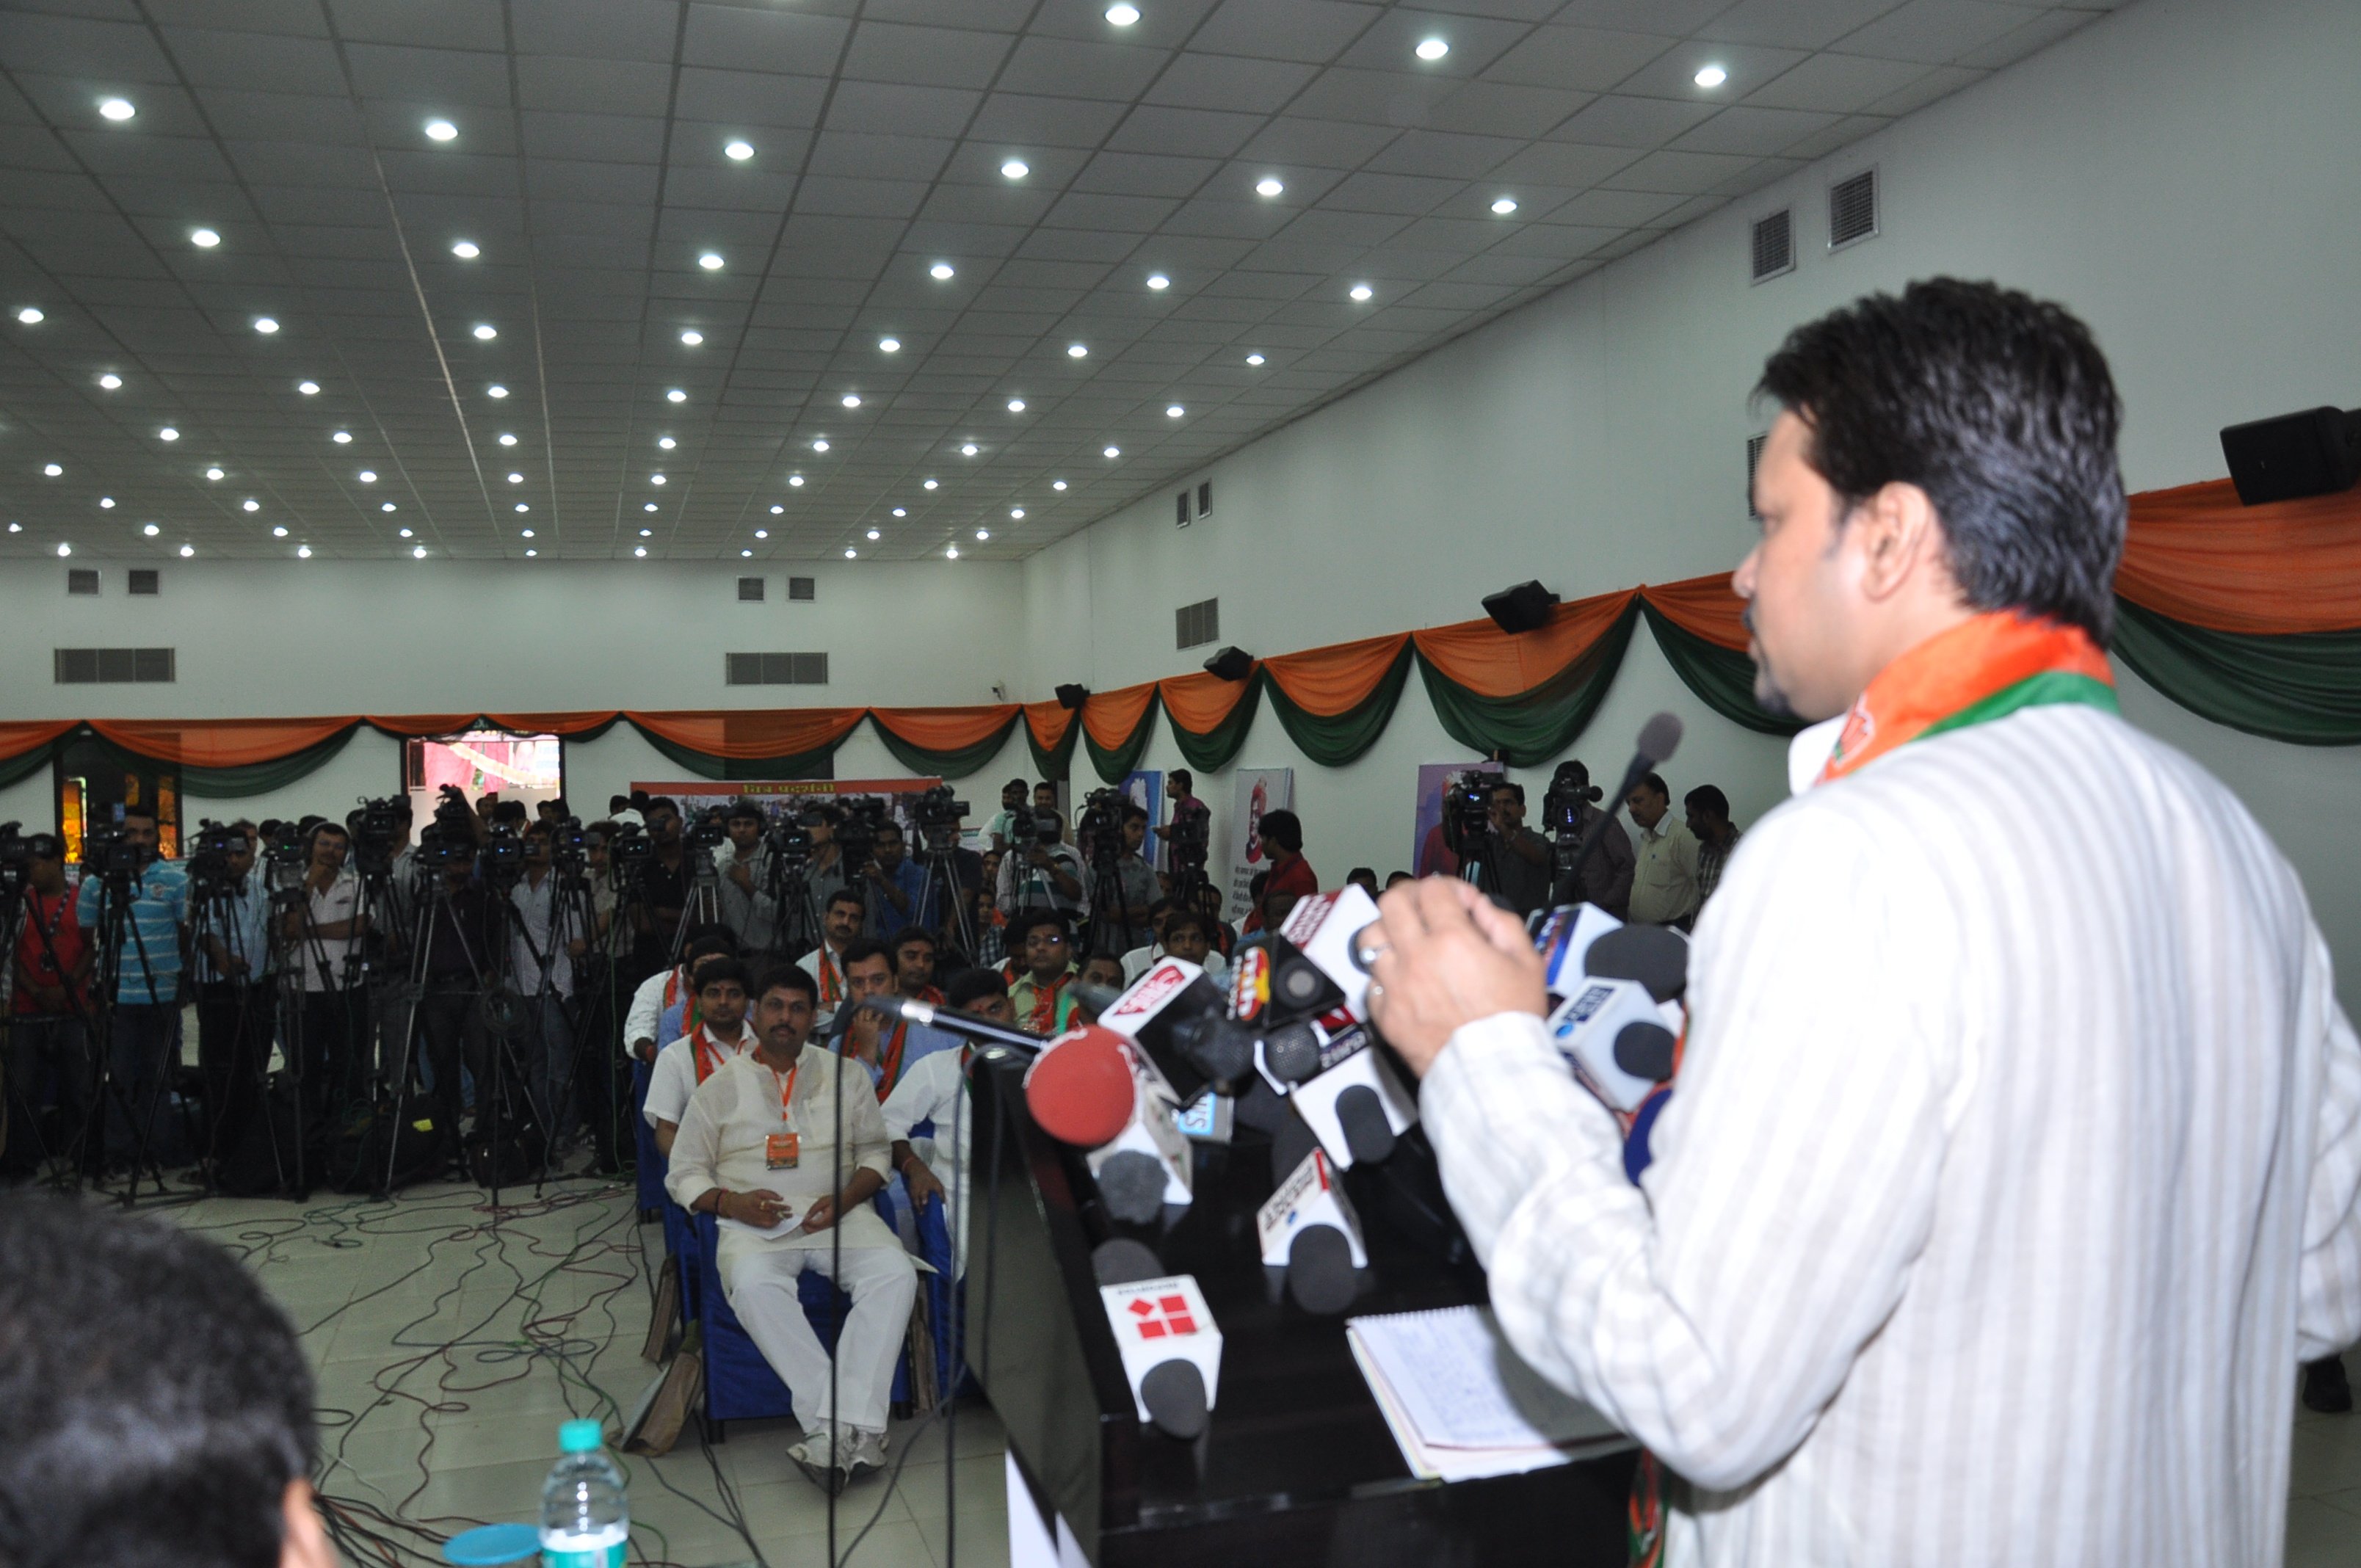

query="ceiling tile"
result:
[1836,1,2045,64]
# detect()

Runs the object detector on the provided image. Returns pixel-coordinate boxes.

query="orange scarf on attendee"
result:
[689,1024,747,1084]
[814,945,844,1006]
[664,965,704,1035]
[1817,611,2117,785]
[876,1018,910,1100]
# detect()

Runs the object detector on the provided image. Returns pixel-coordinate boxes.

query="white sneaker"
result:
[788,1426,886,1487]
[847,1426,888,1478]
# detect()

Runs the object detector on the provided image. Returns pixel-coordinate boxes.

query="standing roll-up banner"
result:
[1225,767,1294,921]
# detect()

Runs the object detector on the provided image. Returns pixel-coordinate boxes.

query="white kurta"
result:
[642,1024,755,1129]
[1421,703,2361,1567]
[882,1045,972,1276]
[664,1043,899,1291]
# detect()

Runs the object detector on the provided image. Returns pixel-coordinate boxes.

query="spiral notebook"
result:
[1346,1306,1631,1481]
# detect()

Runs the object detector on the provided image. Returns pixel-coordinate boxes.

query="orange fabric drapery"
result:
[1023,700,1076,756]
[1156,670,1257,732]
[623,708,865,760]
[1412,589,1640,697]
[1079,683,1159,752]
[869,705,1021,752]
[1261,632,1413,716]
[2114,479,2361,634]
[87,716,361,767]
[0,721,79,763]
[1639,574,1751,652]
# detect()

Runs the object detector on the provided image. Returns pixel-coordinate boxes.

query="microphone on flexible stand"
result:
[1561,711,1683,899]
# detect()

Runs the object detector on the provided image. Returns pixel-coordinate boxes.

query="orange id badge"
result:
[765,1131,801,1170]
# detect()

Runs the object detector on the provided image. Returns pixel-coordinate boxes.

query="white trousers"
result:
[724,1243,918,1433]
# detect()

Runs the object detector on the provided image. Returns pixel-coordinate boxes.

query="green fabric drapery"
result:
[2111,600,2361,746]
[867,710,1023,779]
[180,725,362,797]
[0,744,60,791]
[632,729,844,782]
[1264,642,1418,767]
[1639,603,1805,737]
[1418,601,1643,766]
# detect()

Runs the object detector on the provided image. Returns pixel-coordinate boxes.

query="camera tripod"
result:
[187,866,283,1196]
[79,863,196,1208]
[0,871,107,1191]
[915,830,976,957]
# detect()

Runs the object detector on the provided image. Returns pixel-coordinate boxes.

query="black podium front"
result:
[963,1051,1637,1568]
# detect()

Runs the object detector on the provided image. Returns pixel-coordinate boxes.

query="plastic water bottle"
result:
[538,1419,628,1567]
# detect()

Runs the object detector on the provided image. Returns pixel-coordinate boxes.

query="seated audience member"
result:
[1626,771,1702,927]
[890,926,947,1004]
[623,927,736,1064]
[1157,910,1227,982]
[1485,780,1555,918]
[798,887,868,1027]
[1073,953,1131,1023]
[1119,899,1172,981]
[1262,884,1304,932]
[965,885,1006,968]
[836,938,962,1099]
[644,959,758,1158]
[1242,810,1316,932]
[1684,785,1744,908]
[667,965,918,1485]
[0,1196,333,1568]
[1004,910,1081,1035]
[1346,866,1379,895]
[859,820,933,940]
[1385,870,1415,890]
[882,968,1007,1278]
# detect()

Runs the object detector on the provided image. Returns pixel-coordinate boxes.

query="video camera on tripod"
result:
[1440,769,1496,863]
[257,821,311,909]
[80,819,145,890]
[605,819,652,885]
[835,796,887,874]
[1541,761,1603,835]
[762,809,814,873]
[685,805,730,853]
[478,819,526,885]
[1164,798,1211,867]
[1077,788,1128,854]
[0,821,33,899]
[186,819,244,899]
[351,794,407,877]
[911,784,969,853]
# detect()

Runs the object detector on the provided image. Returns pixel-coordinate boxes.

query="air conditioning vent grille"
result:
[55,647,175,683]
[787,576,816,601]
[128,569,159,595]
[1175,597,1219,650]
[1749,208,1794,282]
[1829,169,1878,250]
[725,651,829,686]
[737,576,764,600]
[67,568,98,595]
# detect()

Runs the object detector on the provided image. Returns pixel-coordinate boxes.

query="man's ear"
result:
[280,1479,333,1568]
[1849,482,1948,603]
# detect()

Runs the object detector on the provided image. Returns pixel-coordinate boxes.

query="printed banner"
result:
[630,777,944,833]
[1225,767,1294,919]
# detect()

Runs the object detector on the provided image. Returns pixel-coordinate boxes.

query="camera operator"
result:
[713,799,780,955]
[76,802,189,1166]
[1542,759,1634,918]
[1031,780,1067,841]
[984,778,1028,854]
[1483,781,1554,917]
[190,823,275,1172]
[4,833,93,1179]
[281,819,367,1121]
[1082,802,1158,953]
[996,808,1082,918]
[631,796,687,969]
[860,819,932,940]
[407,838,493,1152]
[509,819,585,1150]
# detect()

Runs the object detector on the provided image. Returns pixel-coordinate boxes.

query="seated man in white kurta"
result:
[665,962,917,1486]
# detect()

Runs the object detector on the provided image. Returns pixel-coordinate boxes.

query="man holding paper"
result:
[1360,281,2361,1565]
[667,964,916,1485]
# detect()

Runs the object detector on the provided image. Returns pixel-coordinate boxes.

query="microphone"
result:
[1546,977,1683,1114]
[1562,711,1683,899]
[1258,1017,1415,1168]
[844,992,1046,1056]
[1099,1272,1222,1440]
[1255,1147,1366,1315]
[1023,1026,1194,1224]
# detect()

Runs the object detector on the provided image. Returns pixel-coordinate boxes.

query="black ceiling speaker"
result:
[1482,579,1560,634]
[2219,407,2361,505]
[1055,683,1090,710]
[1203,646,1255,682]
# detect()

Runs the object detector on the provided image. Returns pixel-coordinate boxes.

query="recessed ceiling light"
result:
[451,240,479,259]
[1166,404,1184,418]
[867,528,881,540]
[1492,196,1519,215]
[508,471,523,482]
[498,432,518,448]
[424,119,457,142]
[488,384,509,398]
[399,527,413,537]
[521,529,534,537]
[1067,343,1087,357]
[98,374,121,389]
[514,503,529,513]
[471,323,496,340]
[358,469,376,482]
[1106,3,1141,23]
[1103,445,1120,458]
[1053,479,1067,490]
[413,544,428,557]
[297,545,311,556]
[524,548,536,557]
[680,329,703,346]
[1147,273,1169,291]
[976,529,991,540]
[755,528,769,538]
[98,98,136,122]
[697,251,723,270]
[929,262,955,280]
[658,436,675,450]
[740,548,751,557]
[879,336,900,352]
[242,499,258,512]
[1007,397,1026,413]
[812,438,830,452]
[333,430,352,443]
[179,543,194,556]
[643,503,658,513]
[1694,64,1728,87]
[43,463,61,476]
[844,547,857,558]
[769,505,783,515]
[667,388,686,402]
[1349,283,1374,301]
[1001,159,1029,179]
[946,545,960,559]
[15,307,43,324]
[297,380,319,394]
[1009,507,1025,519]
[892,507,907,518]
[1415,37,1449,60]
[206,466,224,481]
[56,542,70,556]
[789,476,805,487]
[639,527,652,536]
[634,546,647,557]
[191,228,220,248]
[382,502,397,512]
[1247,352,1266,366]
[841,393,861,408]
[273,526,288,537]
[650,473,666,485]
[158,427,179,441]
[1255,177,1284,197]
[142,523,159,536]
[960,443,978,457]
[725,139,755,161]
[923,478,938,490]
[100,497,115,509]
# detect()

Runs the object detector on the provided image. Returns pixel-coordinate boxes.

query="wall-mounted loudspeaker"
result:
[2220,407,2361,504]
[1203,646,1254,682]
[1056,683,1091,710]
[1481,580,1559,634]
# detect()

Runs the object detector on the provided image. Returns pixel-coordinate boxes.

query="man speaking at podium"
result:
[1362,280,2361,1565]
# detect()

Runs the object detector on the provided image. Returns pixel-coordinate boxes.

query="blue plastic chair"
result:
[630,1058,667,1216]
[910,1190,965,1399]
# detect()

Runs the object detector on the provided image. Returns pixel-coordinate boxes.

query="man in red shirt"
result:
[1243,810,1318,932]
[5,835,93,1178]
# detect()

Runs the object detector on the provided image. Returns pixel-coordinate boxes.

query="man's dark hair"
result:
[1346,867,1377,887]
[1034,781,1056,796]
[644,795,680,818]
[755,964,821,1006]
[118,801,159,827]
[874,819,904,841]
[1162,909,1208,944]
[1258,809,1302,854]
[609,794,634,813]
[1756,277,2125,644]
[946,968,1009,1008]
[725,797,764,824]
[1011,908,1069,948]
[1386,871,1415,887]
[1003,777,1028,794]
[1634,772,1669,802]
[1248,871,1268,900]
[1490,780,1526,805]
[0,1196,313,1568]
[1168,769,1192,791]
[683,932,736,967]
[1122,803,1149,828]
[1684,785,1732,821]
[841,937,894,973]
[697,957,754,995]
[888,926,936,955]
[826,886,867,914]
[310,819,348,844]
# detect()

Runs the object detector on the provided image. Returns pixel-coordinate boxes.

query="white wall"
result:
[1019,0,2361,1007]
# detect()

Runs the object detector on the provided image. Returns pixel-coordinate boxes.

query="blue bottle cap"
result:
[442,1522,540,1565]
[558,1418,604,1453]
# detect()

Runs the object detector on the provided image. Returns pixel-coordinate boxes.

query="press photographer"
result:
[1540,759,1633,918]
[3,830,93,1180]
[74,802,189,1169]
[186,821,275,1176]
[712,798,780,955]
[1077,792,1156,954]
[859,816,932,940]
[995,803,1081,918]
[280,819,368,1125]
